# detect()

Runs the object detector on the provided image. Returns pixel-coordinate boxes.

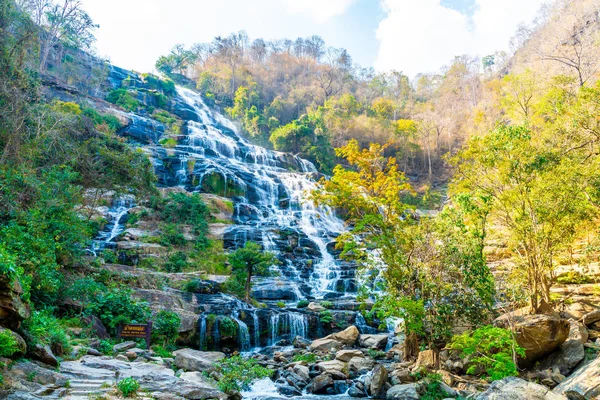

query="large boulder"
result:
[495,314,570,363]
[414,350,436,370]
[31,344,59,367]
[336,349,364,362]
[310,338,342,352]
[365,364,388,398]
[474,377,567,399]
[348,357,375,377]
[0,275,31,330]
[386,383,420,400]
[317,360,347,374]
[330,326,360,346]
[539,319,587,374]
[173,349,225,372]
[582,309,600,326]
[310,373,334,394]
[554,357,600,400]
[359,334,389,349]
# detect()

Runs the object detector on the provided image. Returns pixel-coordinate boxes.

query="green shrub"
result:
[159,138,178,148]
[292,353,317,363]
[85,287,151,335]
[101,249,117,264]
[319,310,333,324]
[320,301,334,309]
[152,310,181,346]
[159,223,187,247]
[214,355,273,394]
[556,271,594,285]
[184,278,203,293]
[152,345,174,358]
[448,325,525,381]
[106,89,139,112]
[420,373,447,400]
[296,300,309,308]
[22,309,71,356]
[219,317,237,338]
[0,330,20,357]
[164,251,188,273]
[276,301,286,308]
[367,349,386,359]
[117,377,140,397]
[98,340,113,355]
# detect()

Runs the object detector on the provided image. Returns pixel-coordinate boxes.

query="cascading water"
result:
[232,312,251,351]
[252,311,260,348]
[198,314,207,351]
[90,195,135,255]
[170,87,353,300]
[269,314,280,346]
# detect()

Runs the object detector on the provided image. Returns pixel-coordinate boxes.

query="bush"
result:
[556,271,594,285]
[219,317,237,338]
[419,373,447,400]
[367,349,386,359]
[98,340,113,355]
[106,89,139,112]
[448,326,525,381]
[292,353,317,363]
[214,355,273,394]
[0,330,20,357]
[164,251,188,273]
[296,300,309,308]
[159,223,187,247]
[152,345,174,358]
[22,309,72,356]
[320,301,334,309]
[85,287,150,335]
[152,311,181,346]
[319,310,333,324]
[276,301,286,308]
[117,377,140,397]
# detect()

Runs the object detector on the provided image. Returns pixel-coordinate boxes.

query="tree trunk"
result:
[404,331,419,361]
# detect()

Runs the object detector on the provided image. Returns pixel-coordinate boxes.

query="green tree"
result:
[227,242,276,304]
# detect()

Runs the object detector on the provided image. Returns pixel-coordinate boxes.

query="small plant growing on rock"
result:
[0,330,19,358]
[320,301,334,309]
[276,301,286,308]
[367,349,386,359]
[448,325,525,381]
[319,310,333,324]
[117,377,140,397]
[214,355,273,394]
[296,300,309,308]
[219,317,237,338]
[292,353,317,363]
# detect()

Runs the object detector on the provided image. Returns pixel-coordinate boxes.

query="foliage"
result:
[152,311,181,346]
[98,340,113,355]
[448,326,525,381]
[219,317,237,338]
[152,345,174,358]
[419,373,447,400]
[106,89,139,112]
[214,355,273,394]
[296,300,309,308]
[319,301,334,309]
[0,330,20,358]
[164,252,188,273]
[85,287,151,335]
[117,377,140,398]
[367,349,386,360]
[319,310,333,324]
[292,353,317,363]
[22,308,71,356]
[226,242,277,303]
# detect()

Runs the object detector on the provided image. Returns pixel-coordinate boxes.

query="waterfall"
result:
[287,313,308,339]
[232,312,251,352]
[198,315,207,351]
[355,313,377,334]
[213,319,220,349]
[252,311,260,348]
[269,314,280,345]
[90,195,135,255]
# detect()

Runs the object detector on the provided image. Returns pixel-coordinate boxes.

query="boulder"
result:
[474,377,567,399]
[348,357,375,377]
[31,344,59,367]
[389,368,414,385]
[113,341,137,352]
[0,328,26,358]
[330,325,360,345]
[359,334,389,349]
[582,309,600,326]
[293,364,310,381]
[81,315,109,339]
[495,314,570,363]
[310,373,334,394]
[173,349,225,372]
[414,349,436,370]
[310,338,342,352]
[386,383,420,400]
[0,275,31,330]
[317,359,347,374]
[554,357,600,400]
[308,302,326,312]
[366,364,388,398]
[336,349,364,362]
[540,320,587,374]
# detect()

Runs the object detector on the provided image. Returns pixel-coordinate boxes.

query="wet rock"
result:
[359,334,389,349]
[330,325,360,346]
[292,336,311,349]
[336,349,364,362]
[113,341,137,352]
[31,344,58,367]
[173,349,225,373]
[278,384,302,396]
[389,368,414,385]
[475,377,567,399]
[366,363,388,398]
[316,360,347,374]
[348,382,368,397]
[495,314,570,363]
[348,357,375,377]
[554,357,600,400]
[386,383,420,400]
[119,115,165,144]
[540,319,587,374]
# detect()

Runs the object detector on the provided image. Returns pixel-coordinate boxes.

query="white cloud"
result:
[285,0,357,23]
[374,0,546,77]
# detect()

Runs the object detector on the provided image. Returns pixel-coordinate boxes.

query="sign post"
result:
[117,321,153,349]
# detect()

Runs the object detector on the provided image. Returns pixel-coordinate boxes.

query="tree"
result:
[312,140,495,361]
[228,242,276,304]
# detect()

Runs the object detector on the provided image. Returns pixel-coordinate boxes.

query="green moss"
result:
[159,138,178,148]
[201,172,245,198]
[106,89,139,112]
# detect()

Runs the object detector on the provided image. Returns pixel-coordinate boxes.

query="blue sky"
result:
[82,0,545,77]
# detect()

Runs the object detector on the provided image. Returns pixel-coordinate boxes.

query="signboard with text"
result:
[117,322,152,349]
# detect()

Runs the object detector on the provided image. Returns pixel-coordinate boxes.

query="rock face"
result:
[554,357,600,400]
[330,325,360,345]
[310,338,342,352]
[474,377,567,399]
[310,373,334,394]
[495,314,570,363]
[540,319,587,374]
[366,364,388,398]
[336,349,364,362]
[173,349,225,372]
[31,344,59,367]
[414,350,436,370]
[0,275,31,330]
